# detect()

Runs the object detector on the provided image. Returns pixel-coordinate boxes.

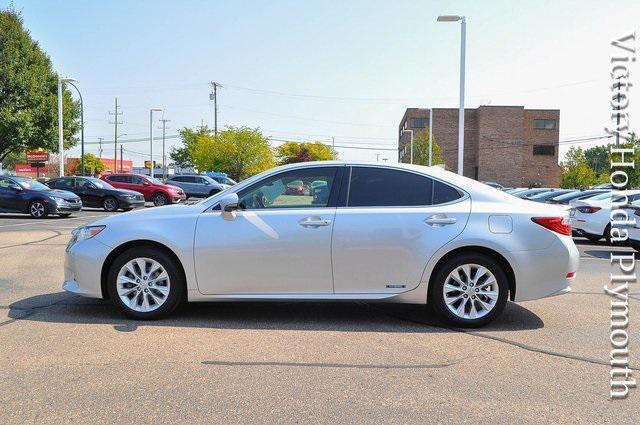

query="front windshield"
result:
[15,178,49,191]
[147,177,164,185]
[85,177,114,190]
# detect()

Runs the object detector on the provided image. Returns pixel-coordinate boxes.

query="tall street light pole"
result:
[66,81,84,176]
[57,77,77,177]
[149,108,163,179]
[210,82,222,136]
[437,15,466,175]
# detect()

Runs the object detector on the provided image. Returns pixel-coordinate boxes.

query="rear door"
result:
[331,166,471,294]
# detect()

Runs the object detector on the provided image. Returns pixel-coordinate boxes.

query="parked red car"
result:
[100,173,186,206]
[285,180,306,195]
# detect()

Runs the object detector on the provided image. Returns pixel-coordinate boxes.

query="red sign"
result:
[100,158,133,173]
[26,151,50,162]
[16,163,49,174]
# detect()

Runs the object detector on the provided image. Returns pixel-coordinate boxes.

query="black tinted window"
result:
[131,176,144,185]
[433,180,462,204]
[348,167,433,207]
[347,167,462,207]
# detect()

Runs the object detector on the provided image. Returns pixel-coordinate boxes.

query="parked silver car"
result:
[63,161,579,327]
[165,175,228,198]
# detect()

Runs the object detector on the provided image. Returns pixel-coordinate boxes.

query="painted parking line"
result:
[0,214,108,229]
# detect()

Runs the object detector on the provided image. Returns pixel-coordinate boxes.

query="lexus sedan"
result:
[63,162,579,327]
[0,175,82,218]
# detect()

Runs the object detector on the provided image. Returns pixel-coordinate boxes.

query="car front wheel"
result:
[103,196,119,212]
[152,193,169,206]
[107,247,185,319]
[429,253,508,328]
[29,200,48,218]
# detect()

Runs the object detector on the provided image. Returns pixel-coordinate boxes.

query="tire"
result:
[603,224,614,245]
[103,196,119,212]
[152,193,169,207]
[122,207,133,212]
[58,213,72,218]
[106,246,185,319]
[585,234,602,242]
[632,242,640,253]
[29,200,49,218]
[429,253,509,328]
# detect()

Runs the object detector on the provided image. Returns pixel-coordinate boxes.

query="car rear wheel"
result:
[103,196,119,212]
[152,193,169,206]
[429,253,508,328]
[29,201,48,218]
[107,247,185,319]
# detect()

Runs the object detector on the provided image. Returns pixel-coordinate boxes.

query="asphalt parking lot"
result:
[0,209,638,423]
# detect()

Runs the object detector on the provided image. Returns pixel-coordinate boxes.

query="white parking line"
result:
[0,214,108,229]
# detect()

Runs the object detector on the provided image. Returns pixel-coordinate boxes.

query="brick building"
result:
[398,106,561,187]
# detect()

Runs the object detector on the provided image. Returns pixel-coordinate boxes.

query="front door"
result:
[331,166,471,294]
[75,178,102,207]
[0,177,21,212]
[194,166,341,295]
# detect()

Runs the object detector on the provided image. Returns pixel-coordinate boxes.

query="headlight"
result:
[67,225,106,251]
[119,194,136,199]
[50,196,67,203]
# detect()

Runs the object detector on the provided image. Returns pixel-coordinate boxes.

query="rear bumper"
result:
[511,235,579,302]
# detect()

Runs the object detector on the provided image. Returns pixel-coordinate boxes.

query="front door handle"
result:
[299,216,332,228]
[424,214,457,227]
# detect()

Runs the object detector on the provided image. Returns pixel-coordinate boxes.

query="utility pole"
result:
[120,145,123,174]
[210,82,222,135]
[429,108,434,166]
[109,97,123,173]
[159,118,171,179]
[98,137,103,158]
[332,137,336,159]
[376,153,380,162]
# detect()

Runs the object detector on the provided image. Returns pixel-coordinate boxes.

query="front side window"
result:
[238,167,337,210]
[347,167,461,207]
[55,178,74,189]
[131,176,145,185]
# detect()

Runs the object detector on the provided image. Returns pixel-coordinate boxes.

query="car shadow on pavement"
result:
[8,291,544,333]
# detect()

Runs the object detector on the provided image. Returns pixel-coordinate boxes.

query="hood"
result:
[91,203,203,227]
[48,189,80,200]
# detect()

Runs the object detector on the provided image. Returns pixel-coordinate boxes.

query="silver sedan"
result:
[63,161,579,327]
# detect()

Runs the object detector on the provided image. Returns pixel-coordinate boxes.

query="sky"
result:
[3,0,639,166]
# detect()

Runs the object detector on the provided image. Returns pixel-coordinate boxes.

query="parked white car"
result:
[570,190,640,242]
[621,199,640,250]
[64,162,579,327]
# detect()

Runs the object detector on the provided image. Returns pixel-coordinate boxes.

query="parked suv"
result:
[166,175,228,198]
[0,176,82,218]
[101,173,186,206]
[46,176,145,212]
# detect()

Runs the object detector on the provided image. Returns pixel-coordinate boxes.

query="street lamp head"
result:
[437,15,462,22]
[61,77,77,83]
[150,108,163,112]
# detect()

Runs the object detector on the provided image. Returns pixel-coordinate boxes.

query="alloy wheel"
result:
[154,194,167,206]
[442,264,499,320]
[30,202,45,218]
[104,198,118,211]
[116,257,171,313]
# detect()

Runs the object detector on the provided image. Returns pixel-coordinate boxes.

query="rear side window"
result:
[347,167,462,207]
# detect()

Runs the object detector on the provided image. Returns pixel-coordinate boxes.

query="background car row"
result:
[0,172,237,218]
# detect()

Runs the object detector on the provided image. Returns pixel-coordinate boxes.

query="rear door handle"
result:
[298,217,332,228]
[424,214,457,227]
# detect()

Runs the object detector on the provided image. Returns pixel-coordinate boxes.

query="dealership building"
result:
[398,106,561,187]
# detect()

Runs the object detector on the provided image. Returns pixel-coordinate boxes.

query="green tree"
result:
[410,128,446,167]
[561,146,596,188]
[169,126,212,168]
[79,153,105,175]
[584,144,610,177]
[0,8,80,162]
[275,141,336,165]
[0,150,25,170]
[191,126,274,181]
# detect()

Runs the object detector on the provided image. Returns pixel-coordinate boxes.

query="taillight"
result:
[531,217,572,236]
[576,206,601,214]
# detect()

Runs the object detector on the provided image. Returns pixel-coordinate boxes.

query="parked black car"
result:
[46,176,145,212]
[0,175,82,218]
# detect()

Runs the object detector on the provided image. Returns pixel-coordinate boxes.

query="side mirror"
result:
[218,192,239,220]
[143,181,150,186]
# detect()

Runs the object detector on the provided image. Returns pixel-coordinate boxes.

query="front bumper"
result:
[118,198,146,208]
[63,236,111,299]
[52,200,83,213]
